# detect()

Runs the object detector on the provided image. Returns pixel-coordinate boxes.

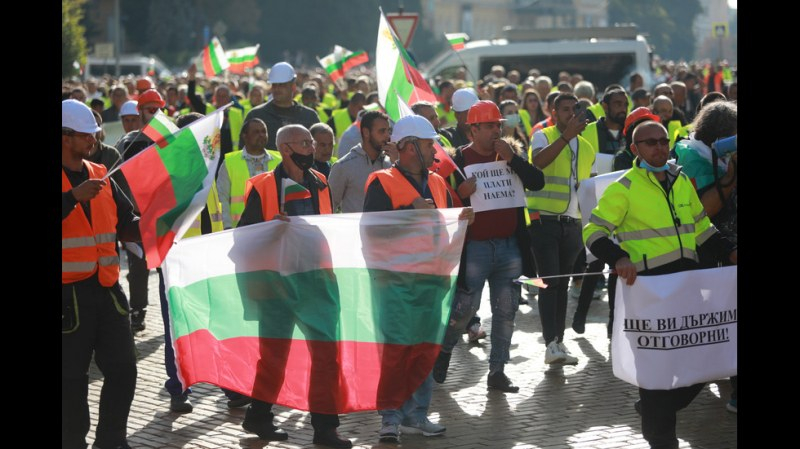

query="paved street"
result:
[85,260,737,449]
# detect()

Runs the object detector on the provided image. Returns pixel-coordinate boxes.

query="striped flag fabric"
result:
[281,177,312,203]
[163,208,468,413]
[141,110,180,149]
[117,106,228,268]
[226,45,260,74]
[376,8,438,122]
[445,32,469,51]
[200,37,230,78]
[317,45,370,83]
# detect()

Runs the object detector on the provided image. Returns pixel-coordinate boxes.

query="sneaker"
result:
[379,423,400,443]
[726,398,737,413]
[487,371,520,393]
[227,396,252,409]
[312,428,352,448]
[544,339,566,364]
[169,392,193,413]
[400,418,446,436]
[130,309,146,332]
[557,341,579,365]
[432,351,451,383]
[467,322,487,342]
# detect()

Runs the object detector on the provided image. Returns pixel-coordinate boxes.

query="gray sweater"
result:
[327,143,392,213]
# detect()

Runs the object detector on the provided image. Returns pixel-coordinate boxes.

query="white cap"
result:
[62,99,101,133]
[451,88,479,112]
[391,115,439,141]
[119,100,139,117]
[268,62,296,83]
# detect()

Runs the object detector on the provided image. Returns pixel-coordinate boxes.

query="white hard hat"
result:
[268,62,296,84]
[62,99,101,133]
[451,88,479,112]
[119,100,139,117]
[391,115,439,141]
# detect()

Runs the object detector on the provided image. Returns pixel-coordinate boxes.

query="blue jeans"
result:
[441,236,522,372]
[378,372,435,425]
[529,218,583,345]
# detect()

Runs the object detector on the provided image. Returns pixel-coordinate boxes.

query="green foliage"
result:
[608,0,702,61]
[62,0,88,78]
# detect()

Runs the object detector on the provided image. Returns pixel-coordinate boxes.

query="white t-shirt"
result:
[530,130,581,219]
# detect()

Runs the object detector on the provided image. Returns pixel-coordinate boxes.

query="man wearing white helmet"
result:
[62,99,141,449]
[245,61,320,150]
[363,115,474,443]
[118,100,141,135]
[440,88,479,148]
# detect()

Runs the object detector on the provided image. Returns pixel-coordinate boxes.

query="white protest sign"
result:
[577,169,626,262]
[464,160,526,212]
[612,266,737,390]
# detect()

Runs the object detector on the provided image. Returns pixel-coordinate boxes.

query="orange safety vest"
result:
[366,168,449,209]
[62,161,120,287]
[245,169,332,221]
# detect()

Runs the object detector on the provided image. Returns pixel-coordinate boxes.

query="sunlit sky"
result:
[728,0,737,8]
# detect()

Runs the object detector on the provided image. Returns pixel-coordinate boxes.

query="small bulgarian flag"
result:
[281,177,312,204]
[141,110,180,149]
[200,37,230,78]
[445,33,469,51]
[116,106,227,268]
[317,45,370,83]
[513,276,549,289]
[225,44,260,74]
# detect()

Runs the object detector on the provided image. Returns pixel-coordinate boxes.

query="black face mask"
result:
[288,145,315,171]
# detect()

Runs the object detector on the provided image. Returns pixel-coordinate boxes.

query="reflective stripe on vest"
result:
[526,126,596,214]
[245,169,332,221]
[366,169,449,209]
[62,161,120,287]
[225,150,282,227]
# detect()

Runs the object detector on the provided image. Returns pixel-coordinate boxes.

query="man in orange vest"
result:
[363,114,474,443]
[62,99,141,449]
[237,124,352,449]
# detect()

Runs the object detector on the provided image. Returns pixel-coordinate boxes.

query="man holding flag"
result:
[236,124,352,448]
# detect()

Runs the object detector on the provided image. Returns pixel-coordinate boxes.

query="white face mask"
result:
[503,113,520,128]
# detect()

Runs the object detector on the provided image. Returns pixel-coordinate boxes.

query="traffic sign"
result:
[712,22,729,38]
[94,43,114,59]
[386,12,419,48]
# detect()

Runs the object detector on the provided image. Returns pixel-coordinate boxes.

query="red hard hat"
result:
[136,78,154,91]
[466,100,504,124]
[624,107,661,136]
[137,89,165,109]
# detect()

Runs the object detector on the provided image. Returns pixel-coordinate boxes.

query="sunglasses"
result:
[635,138,670,147]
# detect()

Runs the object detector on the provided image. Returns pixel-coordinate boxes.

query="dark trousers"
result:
[529,218,583,344]
[62,278,137,449]
[639,383,705,449]
[125,246,150,311]
[573,260,618,331]
[248,399,339,430]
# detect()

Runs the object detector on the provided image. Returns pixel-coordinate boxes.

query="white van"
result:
[422,26,653,92]
[84,54,172,80]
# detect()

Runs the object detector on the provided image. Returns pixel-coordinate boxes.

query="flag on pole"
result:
[445,32,469,51]
[281,177,312,203]
[317,45,370,83]
[141,110,180,149]
[118,106,228,269]
[395,93,461,179]
[376,8,438,122]
[200,37,230,78]
[226,45,260,74]
[163,208,468,413]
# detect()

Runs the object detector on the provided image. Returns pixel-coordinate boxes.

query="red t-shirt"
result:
[462,145,517,241]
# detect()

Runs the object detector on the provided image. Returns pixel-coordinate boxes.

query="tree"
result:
[63,0,88,78]
[608,0,702,61]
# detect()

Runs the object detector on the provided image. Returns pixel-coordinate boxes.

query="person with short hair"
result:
[310,122,335,177]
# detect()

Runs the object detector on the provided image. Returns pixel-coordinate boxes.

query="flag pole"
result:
[442,33,478,87]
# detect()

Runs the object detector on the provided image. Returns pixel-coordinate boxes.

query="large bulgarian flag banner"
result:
[376,8,437,122]
[226,45,260,74]
[317,45,370,83]
[200,37,230,78]
[163,208,468,413]
[118,106,227,269]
